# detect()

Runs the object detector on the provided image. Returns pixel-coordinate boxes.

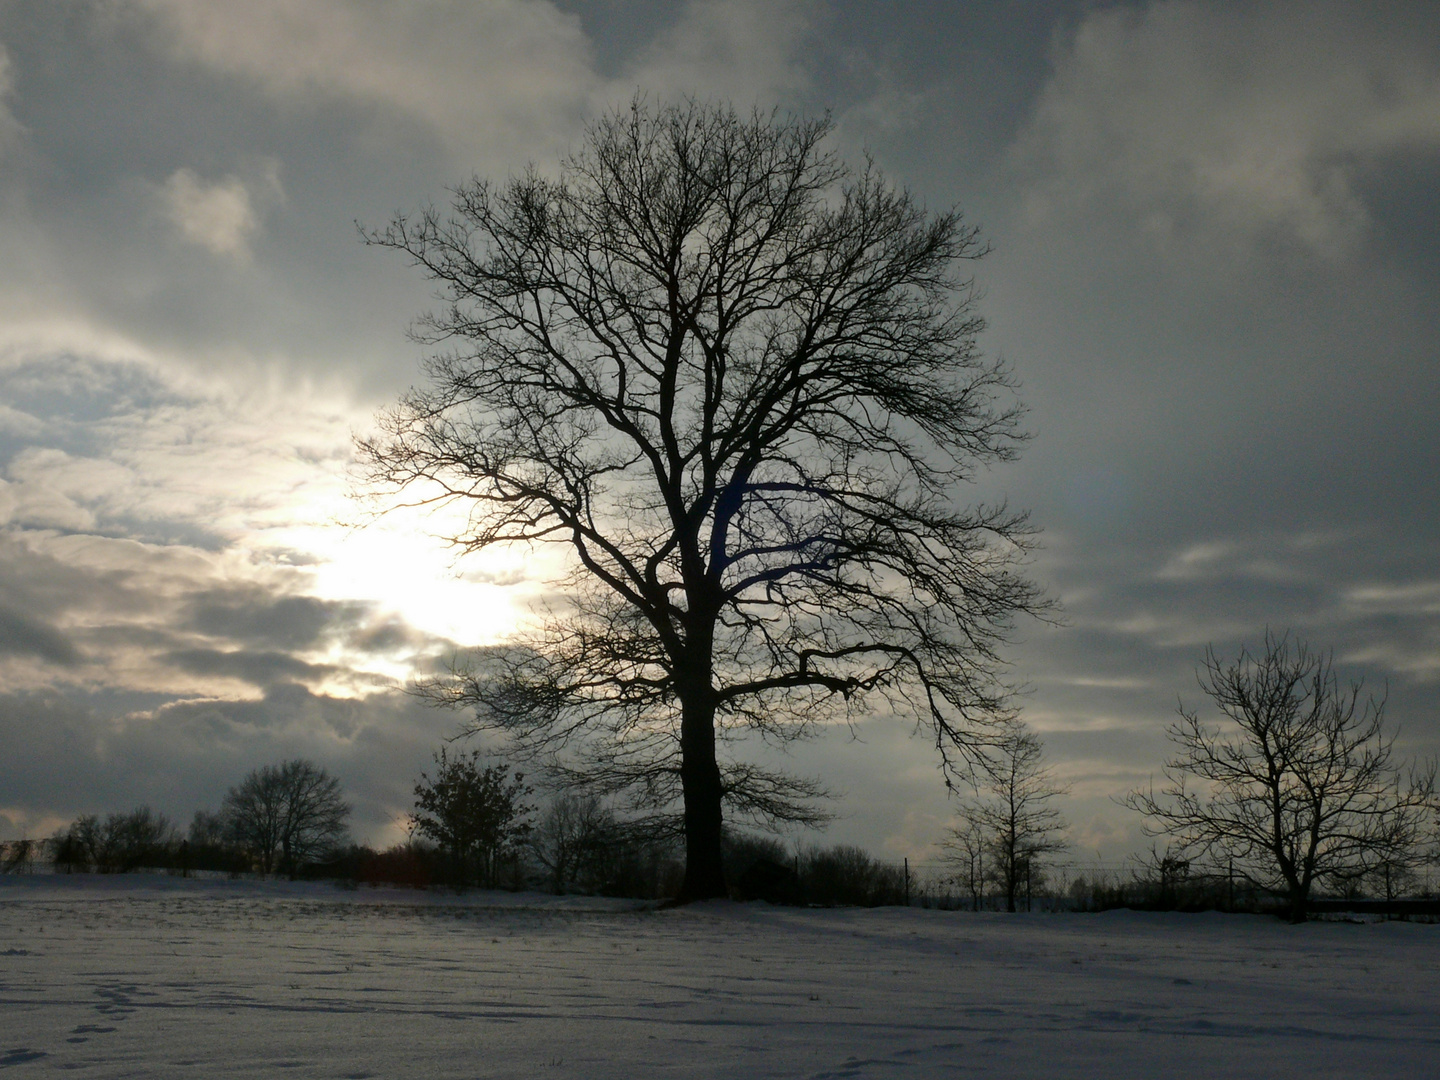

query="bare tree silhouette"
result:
[954,724,1068,911]
[1124,633,1437,921]
[224,760,350,878]
[362,98,1043,899]
[53,808,176,873]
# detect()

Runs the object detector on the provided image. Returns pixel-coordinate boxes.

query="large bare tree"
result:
[361,100,1042,900]
[1124,633,1437,921]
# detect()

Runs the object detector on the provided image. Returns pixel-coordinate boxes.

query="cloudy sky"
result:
[1,0,1436,865]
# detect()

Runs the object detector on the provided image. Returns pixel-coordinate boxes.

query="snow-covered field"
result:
[1,875,1435,1078]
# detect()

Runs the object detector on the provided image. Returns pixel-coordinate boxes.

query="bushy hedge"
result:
[38,801,916,909]
[51,808,177,874]
[723,833,910,907]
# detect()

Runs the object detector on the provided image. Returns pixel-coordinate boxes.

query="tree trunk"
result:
[678,691,727,900]
[1285,874,1312,923]
[1281,862,1309,923]
[1287,891,1309,923]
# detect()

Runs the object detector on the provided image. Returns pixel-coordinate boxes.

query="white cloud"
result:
[1071,811,1138,855]
[620,0,817,106]
[1152,535,1330,585]
[130,0,823,168]
[0,402,43,439]
[1342,580,1440,617]
[1342,638,1440,683]
[0,346,534,690]
[160,166,281,259]
[6,448,131,531]
[1153,540,1241,581]
[131,0,598,167]
[1010,1,1440,259]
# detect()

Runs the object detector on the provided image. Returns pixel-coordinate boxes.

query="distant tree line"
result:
[47,758,350,879]
[23,742,933,905]
[380,747,928,905]
[25,631,1435,919]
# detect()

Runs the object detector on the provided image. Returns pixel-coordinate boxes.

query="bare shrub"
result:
[800,845,906,907]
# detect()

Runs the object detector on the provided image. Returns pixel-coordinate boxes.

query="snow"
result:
[1,875,1436,1078]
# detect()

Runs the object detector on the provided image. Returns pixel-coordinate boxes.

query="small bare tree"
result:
[943,817,987,911]
[188,810,228,848]
[1123,633,1437,921]
[224,760,350,877]
[529,791,616,894]
[954,724,1068,912]
[1,839,35,874]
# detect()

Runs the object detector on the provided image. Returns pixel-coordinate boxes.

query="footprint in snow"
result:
[93,984,155,1016]
[66,1024,118,1043]
[0,1048,47,1067]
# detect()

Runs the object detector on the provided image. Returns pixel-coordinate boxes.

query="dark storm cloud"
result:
[0,531,129,633]
[160,648,340,690]
[0,604,79,665]
[176,589,451,667]
[0,510,446,703]
[350,613,432,655]
[181,589,367,650]
[0,527,198,647]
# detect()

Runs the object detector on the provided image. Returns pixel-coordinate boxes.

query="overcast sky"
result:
[1,0,1437,865]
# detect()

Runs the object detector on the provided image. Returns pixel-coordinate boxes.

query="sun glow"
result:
[287,511,543,650]
[172,383,557,662]
[231,508,551,699]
